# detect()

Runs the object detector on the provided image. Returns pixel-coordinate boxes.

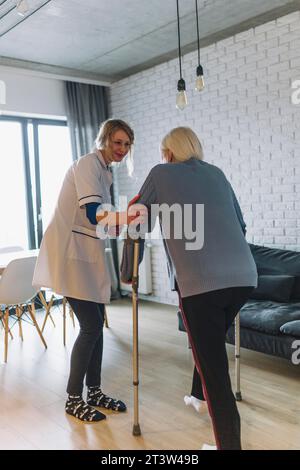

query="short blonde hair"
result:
[95,118,135,174]
[161,127,203,162]
[95,118,134,148]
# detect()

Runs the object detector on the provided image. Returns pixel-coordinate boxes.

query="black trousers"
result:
[66,297,105,396]
[190,304,242,401]
[180,286,253,450]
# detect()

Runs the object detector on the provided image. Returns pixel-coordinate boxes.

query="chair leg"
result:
[48,295,56,327]
[4,308,9,363]
[0,315,13,340]
[39,292,55,332]
[28,303,47,349]
[69,303,75,328]
[63,297,66,346]
[16,306,23,341]
[41,296,55,332]
[104,306,109,328]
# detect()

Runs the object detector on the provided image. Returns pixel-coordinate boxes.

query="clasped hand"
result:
[96,204,148,234]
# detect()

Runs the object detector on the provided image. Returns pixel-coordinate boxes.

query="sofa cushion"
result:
[240,301,300,335]
[280,320,300,338]
[250,275,295,302]
[293,278,300,300]
[249,244,300,301]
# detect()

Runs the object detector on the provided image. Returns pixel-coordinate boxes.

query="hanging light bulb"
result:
[195,0,205,92]
[195,64,205,91]
[175,0,187,110]
[176,78,188,110]
[16,0,29,17]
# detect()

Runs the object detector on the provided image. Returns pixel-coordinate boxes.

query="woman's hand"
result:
[96,204,148,228]
[127,203,148,225]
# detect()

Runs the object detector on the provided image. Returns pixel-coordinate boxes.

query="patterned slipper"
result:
[65,397,106,422]
[87,387,127,412]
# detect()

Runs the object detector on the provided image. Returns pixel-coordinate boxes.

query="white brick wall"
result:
[109,11,300,305]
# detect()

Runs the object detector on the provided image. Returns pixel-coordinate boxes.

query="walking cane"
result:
[235,312,242,401]
[126,194,142,435]
[132,238,141,435]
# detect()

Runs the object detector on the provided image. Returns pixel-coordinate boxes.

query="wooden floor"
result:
[0,298,299,450]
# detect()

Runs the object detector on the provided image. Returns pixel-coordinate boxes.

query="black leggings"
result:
[180,286,254,450]
[190,303,241,401]
[66,297,105,396]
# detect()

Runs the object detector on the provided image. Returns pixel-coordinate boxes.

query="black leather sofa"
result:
[178,244,300,362]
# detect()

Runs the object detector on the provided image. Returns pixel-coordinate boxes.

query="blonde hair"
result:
[95,118,135,174]
[161,127,203,163]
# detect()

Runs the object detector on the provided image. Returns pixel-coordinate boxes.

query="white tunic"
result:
[33,151,112,303]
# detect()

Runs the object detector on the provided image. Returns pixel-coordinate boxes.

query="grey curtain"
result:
[65,81,108,160]
[64,81,120,299]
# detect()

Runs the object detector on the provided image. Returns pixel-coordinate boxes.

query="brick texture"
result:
[109,12,300,305]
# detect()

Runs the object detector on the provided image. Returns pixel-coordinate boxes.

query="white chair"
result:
[0,256,47,362]
[0,246,24,334]
[0,248,24,335]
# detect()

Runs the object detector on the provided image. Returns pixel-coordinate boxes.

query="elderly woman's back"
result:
[134,157,257,296]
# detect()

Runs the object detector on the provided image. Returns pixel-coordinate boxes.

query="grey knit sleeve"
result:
[138,171,158,232]
[229,185,246,235]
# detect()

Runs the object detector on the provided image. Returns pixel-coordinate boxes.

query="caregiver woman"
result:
[33,119,146,422]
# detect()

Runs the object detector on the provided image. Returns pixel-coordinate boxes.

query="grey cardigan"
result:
[121,157,257,297]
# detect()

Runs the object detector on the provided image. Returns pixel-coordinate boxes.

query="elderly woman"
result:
[121,126,257,450]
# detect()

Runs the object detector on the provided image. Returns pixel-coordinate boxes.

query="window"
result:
[0,116,73,249]
[38,124,72,230]
[0,121,29,249]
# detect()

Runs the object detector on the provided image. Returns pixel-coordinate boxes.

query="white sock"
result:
[184,395,203,413]
[201,444,217,450]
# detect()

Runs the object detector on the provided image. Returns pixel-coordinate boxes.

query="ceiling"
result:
[0,0,299,84]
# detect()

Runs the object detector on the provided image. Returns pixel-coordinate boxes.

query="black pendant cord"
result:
[176,0,183,79]
[195,0,200,66]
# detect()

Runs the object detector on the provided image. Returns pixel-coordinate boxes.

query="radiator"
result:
[117,240,152,295]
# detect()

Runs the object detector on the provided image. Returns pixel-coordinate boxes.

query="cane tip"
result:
[132,424,141,436]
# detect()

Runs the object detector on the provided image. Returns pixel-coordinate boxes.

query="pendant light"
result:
[195,0,205,91]
[176,0,187,110]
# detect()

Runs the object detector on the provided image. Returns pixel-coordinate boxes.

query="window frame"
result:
[0,115,68,248]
